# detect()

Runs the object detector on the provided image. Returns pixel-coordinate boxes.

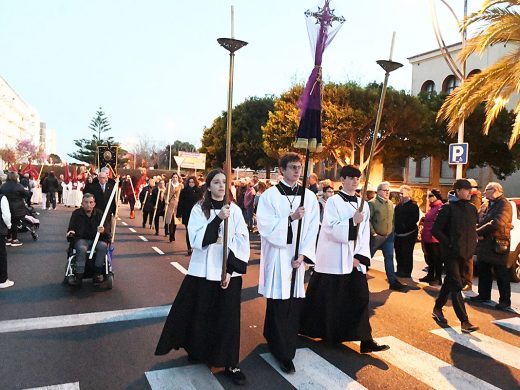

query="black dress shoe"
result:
[461,321,479,333]
[360,340,390,353]
[419,275,434,282]
[495,303,512,311]
[432,307,448,324]
[224,366,246,385]
[389,281,407,292]
[280,360,295,374]
[68,273,83,287]
[93,273,104,284]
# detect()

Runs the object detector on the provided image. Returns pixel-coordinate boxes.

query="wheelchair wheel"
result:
[106,274,113,290]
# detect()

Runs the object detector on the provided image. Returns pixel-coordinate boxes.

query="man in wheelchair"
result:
[66,193,111,286]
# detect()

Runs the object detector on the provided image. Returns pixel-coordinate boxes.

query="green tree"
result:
[262,82,429,171]
[200,96,276,171]
[69,107,127,167]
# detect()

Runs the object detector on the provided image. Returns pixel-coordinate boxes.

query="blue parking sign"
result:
[449,143,468,164]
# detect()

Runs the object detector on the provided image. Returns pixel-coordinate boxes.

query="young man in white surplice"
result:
[256,152,320,374]
[299,165,389,353]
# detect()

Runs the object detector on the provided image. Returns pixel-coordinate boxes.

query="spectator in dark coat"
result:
[43,171,60,210]
[470,182,513,311]
[176,176,202,255]
[419,189,444,285]
[394,185,420,278]
[431,179,479,333]
[139,179,155,228]
[0,172,29,247]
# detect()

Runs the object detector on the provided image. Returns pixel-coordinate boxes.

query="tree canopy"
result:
[200,96,276,170]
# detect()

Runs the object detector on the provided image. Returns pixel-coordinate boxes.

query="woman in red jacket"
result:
[420,188,444,286]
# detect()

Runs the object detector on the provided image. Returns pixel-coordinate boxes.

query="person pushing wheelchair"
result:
[66,193,111,286]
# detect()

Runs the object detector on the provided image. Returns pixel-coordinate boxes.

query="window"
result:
[440,160,455,179]
[415,158,430,178]
[442,75,459,93]
[421,80,435,94]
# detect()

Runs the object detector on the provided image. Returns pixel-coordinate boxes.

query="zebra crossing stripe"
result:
[23,382,80,390]
[122,221,128,226]
[145,365,224,390]
[0,305,171,334]
[365,336,500,390]
[171,262,188,275]
[430,327,520,370]
[129,228,136,233]
[139,235,148,242]
[492,317,520,332]
[261,348,366,389]
[152,246,164,255]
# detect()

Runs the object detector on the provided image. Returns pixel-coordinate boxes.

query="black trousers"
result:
[142,210,154,227]
[435,257,469,323]
[8,217,22,240]
[185,224,191,250]
[154,213,164,234]
[128,198,135,212]
[264,298,303,362]
[395,232,416,276]
[478,261,511,306]
[0,235,7,283]
[423,242,443,281]
[46,191,56,209]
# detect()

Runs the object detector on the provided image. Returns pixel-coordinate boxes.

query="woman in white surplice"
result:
[155,169,250,386]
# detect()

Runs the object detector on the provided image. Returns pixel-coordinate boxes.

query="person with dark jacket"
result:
[431,179,479,333]
[470,182,513,311]
[43,171,60,210]
[176,176,202,255]
[0,172,29,247]
[66,193,111,286]
[394,185,420,278]
[419,189,444,285]
[150,180,166,236]
[139,179,155,228]
[83,171,116,217]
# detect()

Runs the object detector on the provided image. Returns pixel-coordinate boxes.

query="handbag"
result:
[494,238,510,255]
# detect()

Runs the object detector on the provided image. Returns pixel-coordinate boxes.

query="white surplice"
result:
[256,183,319,299]
[315,193,371,275]
[187,202,250,281]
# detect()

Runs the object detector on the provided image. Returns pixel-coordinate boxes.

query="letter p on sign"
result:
[448,143,468,165]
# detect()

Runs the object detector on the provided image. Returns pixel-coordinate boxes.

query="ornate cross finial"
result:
[304,1,345,27]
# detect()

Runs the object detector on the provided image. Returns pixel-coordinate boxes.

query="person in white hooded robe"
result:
[256,152,319,374]
[155,169,250,386]
[299,165,390,353]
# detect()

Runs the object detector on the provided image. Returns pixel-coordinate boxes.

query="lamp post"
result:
[430,0,468,179]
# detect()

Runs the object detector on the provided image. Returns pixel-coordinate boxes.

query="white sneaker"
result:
[0,279,14,288]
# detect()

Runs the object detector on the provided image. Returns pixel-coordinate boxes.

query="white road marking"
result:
[261,348,366,389]
[122,221,128,226]
[152,246,165,255]
[359,336,499,390]
[0,305,171,334]
[139,235,148,242]
[492,317,520,332]
[146,365,224,390]
[171,262,188,275]
[430,327,520,370]
[24,383,80,390]
[117,217,121,221]
[129,228,136,233]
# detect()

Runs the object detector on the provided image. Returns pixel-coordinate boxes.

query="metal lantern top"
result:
[376,60,403,74]
[217,38,248,53]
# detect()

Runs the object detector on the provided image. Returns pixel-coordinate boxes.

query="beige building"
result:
[406,42,520,196]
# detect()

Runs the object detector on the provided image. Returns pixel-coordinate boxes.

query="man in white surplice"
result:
[256,152,319,374]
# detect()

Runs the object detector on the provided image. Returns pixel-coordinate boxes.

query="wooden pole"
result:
[150,188,161,229]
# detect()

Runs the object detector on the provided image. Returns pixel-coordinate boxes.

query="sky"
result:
[0,0,482,161]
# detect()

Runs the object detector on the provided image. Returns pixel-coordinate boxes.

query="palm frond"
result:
[509,100,520,148]
[483,96,509,134]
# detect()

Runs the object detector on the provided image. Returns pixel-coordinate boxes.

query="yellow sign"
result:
[178,151,206,170]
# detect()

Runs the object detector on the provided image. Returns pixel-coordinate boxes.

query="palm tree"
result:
[438,0,520,148]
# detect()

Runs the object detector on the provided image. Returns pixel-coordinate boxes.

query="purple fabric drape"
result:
[294,0,344,152]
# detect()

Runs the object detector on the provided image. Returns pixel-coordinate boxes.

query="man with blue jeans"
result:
[368,182,406,292]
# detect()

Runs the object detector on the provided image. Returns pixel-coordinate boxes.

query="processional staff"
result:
[89,177,119,259]
[217,6,248,287]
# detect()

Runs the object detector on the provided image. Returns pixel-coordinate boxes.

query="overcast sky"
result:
[0,0,482,160]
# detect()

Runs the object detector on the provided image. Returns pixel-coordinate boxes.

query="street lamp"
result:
[430,0,468,179]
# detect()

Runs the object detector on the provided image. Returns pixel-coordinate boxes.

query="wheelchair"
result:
[63,236,114,289]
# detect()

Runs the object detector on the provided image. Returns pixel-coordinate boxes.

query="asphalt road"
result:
[0,203,518,390]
